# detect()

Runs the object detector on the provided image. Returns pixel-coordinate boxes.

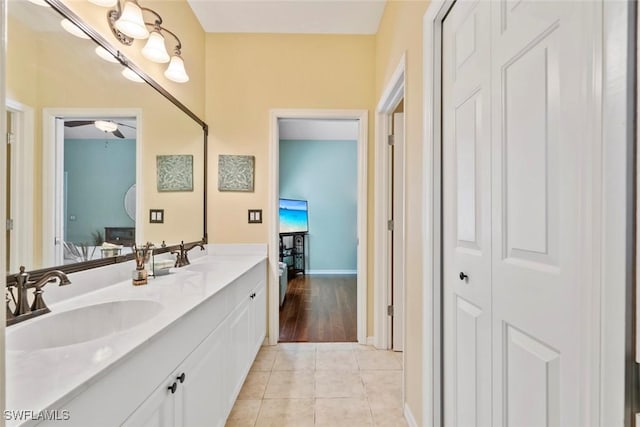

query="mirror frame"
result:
[5,0,208,285]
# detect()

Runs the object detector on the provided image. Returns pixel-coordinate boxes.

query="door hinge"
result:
[387,305,394,316]
[6,132,13,145]
[6,219,13,231]
[387,219,394,231]
[387,135,394,146]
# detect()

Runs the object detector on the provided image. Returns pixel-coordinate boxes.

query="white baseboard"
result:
[366,336,376,346]
[404,403,418,427]
[306,269,357,275]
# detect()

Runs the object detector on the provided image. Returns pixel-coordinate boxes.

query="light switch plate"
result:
[150,209,164,224]
[248,209,262,224]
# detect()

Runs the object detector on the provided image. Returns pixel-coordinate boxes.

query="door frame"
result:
[42,107,143,266]
[268,109,368,345]
[374,53,406,350]
[422,1,633,425]
[6,99,34,271]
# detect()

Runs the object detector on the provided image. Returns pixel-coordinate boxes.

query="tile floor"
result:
[225,343,407,427]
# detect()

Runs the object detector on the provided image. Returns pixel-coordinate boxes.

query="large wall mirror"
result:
[5,0,207,276]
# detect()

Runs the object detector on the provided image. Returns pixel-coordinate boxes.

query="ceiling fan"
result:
[64,120,136,139]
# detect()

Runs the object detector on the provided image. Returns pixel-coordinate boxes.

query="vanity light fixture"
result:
[164,54,189,83]
[122,67,144,83]
[60,19,90,40]
[95,46,119,63]
[114,0,148,39]
[103,0,189,83]
[142,29,170,63]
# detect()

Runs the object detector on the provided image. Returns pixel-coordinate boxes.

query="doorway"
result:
[374,55,406,352]
[268,109,368,346]
[277,119,359,342]
[41,108,142,266]
[5,100,34,273]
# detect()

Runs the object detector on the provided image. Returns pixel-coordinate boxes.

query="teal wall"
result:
[64,139,135,244]
[279,139,357,272]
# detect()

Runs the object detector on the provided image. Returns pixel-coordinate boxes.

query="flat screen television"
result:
[279,198,309,233]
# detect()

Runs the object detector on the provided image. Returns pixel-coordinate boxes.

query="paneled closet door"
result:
[489,1,596,426]
[442,1,492,425]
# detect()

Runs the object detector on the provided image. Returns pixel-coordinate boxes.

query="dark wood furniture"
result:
[104,227,136,246]
[279,232,306,278]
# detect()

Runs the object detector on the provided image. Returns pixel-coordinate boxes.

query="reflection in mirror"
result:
[61,116,137,264]
[6,0,205,274]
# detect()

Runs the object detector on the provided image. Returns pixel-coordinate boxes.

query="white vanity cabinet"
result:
[32,258,267,427]
[122,322,227,427]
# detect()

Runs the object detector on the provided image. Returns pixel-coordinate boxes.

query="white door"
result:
[443,0,597,425]
[392,112,405,352]
[122,373,177,427]
[442,1,492,425]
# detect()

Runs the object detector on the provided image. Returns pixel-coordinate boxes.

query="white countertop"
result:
[5,247,266,426]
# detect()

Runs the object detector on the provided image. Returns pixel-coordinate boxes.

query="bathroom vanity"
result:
[5,245,267,427]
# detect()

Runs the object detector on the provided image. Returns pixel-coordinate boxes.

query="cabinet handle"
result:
[168,382,177,394]
[177,372,186,383]
[459,272,469,281]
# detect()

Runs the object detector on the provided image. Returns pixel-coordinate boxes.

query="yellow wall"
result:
[376,0,430,424]
[205,33,377,332]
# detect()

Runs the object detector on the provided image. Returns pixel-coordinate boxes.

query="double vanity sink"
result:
[7,300,164,352]
[5,245,268,427]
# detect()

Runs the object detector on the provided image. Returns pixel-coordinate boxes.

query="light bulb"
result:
[95,46,119,63]
[164,55,189,83]
[142,31,170,63]
[61,19,90,39]
[122,68,144,83]
[114,1,149,39]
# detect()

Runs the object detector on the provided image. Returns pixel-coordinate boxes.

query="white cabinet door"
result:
[177,323,228,427]
[227,297,251,407]
[121,374,177,427]
[442,1,492,426]
[250,280,267,355]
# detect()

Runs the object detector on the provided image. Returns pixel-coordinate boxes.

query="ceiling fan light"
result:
[164,55,189,83]
[122,67,144,83]
[95,46,119,63]
[95,120,118,133]
[88,0,117,7]
[61,19,90,40]
[114,1,149,39]
[142,31,170,63]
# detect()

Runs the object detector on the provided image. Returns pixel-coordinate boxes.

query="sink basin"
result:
[6,300,163,352]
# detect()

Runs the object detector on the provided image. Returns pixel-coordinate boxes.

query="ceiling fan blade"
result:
[114,121,136,130]
[112,129,125,139]
[64,120,94,127]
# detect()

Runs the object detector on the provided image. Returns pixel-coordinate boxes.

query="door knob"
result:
[177,372,186,383]
[459,272,468,281]
[168,382,177,394]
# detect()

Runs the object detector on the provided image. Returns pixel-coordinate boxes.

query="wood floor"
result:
[279,274,357,342]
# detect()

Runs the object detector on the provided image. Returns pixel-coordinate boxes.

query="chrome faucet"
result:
[171,240,205,267]
[7,266,71,326]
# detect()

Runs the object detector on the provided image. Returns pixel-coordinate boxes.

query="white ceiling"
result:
[187,0,387,34]
[278,118,358,140]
